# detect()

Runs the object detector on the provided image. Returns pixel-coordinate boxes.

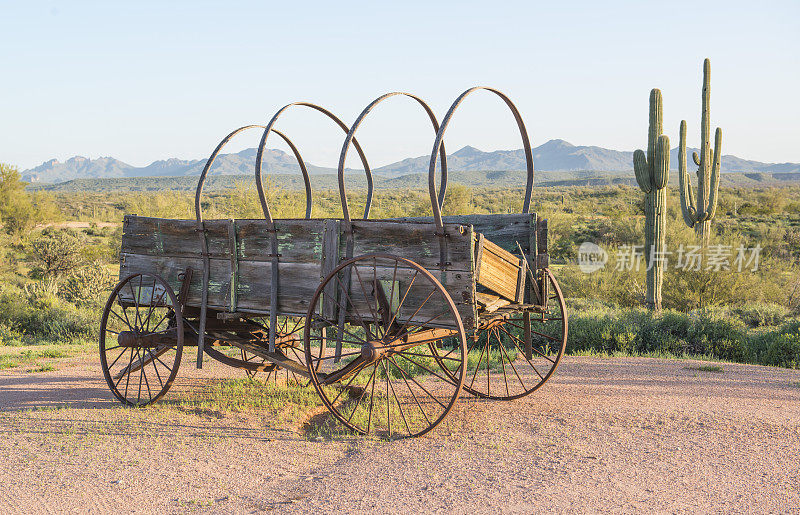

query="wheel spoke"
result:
[385,271,419,332]
[107,347,128,370]
[142,290,168,333]
[122,347,135,396]
[145,348,165,390]
[366,363,377,434]
[351,264,382,336]
[109,308,132,331]
[468,341,487,390]
[497,330,528,391]
[496,329,510,396]
[114,347,133,389]
[136,348,144,404]
[140,350,153,402]
[345,366,377,426]
[395,351,459,387]
[387,356,433,427]
[392,354,449,409]
[334,274,374,340]
[385,359,410,435]
[311,349,363,364]
[500,326,545,381]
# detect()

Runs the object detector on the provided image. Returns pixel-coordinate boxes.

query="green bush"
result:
[565,301,768,365]
[59,263,114,307]
[0,285,97,344]
[729,303,791,327]
[27,228,86,278]
[762,321,800,369]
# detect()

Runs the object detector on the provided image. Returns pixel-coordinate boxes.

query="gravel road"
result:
[1,356,798,513]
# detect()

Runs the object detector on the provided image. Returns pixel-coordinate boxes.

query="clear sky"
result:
[1,0,798,171]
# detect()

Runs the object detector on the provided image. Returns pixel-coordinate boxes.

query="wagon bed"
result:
[119,213,548,331]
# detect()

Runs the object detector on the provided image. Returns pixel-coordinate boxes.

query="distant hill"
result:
[22,139,800,184]
[22,148,336,183]
[30,169,800,194]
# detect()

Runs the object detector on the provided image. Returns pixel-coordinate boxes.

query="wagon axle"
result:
[117,329,176,348]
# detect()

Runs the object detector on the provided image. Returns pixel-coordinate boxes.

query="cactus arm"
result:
[692,152,701,166]
[647,89,663,164]
[702,127,723,222]
[654,135,670,189]
[634,149,652,193]
[678,120,698,227]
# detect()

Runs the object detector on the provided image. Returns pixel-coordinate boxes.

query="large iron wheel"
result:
[304,254,466,438]
[99,273,183,406]
[239,316,311,385]
[441,268,567,400]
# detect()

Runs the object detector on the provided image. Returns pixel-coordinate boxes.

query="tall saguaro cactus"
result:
[678,58,723,246]
[634,89,670,311]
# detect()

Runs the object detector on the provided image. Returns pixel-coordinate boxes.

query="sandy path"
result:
[1,356,798,513]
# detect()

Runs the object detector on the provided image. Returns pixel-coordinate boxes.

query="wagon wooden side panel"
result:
[119,215,476,330]
[120,216,328,316]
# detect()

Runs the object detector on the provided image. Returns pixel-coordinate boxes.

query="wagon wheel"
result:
[304,254,466,439]
[441,268,567,400]
[99,273,183,406]
[239,316,312,385]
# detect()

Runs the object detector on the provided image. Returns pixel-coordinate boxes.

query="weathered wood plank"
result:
[476,237,524,301]
[119,215,478,330]
[122,216,326,264]
[390,213,536,255]
[345,220,472,272]
[321,219,340,320]
[119,253,322,316]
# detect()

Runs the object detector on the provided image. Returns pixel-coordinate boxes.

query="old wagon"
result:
[99,87,568,438]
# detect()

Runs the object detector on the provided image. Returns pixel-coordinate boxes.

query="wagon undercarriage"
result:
[99,87,569,438]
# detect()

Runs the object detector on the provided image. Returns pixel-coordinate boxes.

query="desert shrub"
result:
[28,228,86,277]
[762,321,800,369]
[729,303,791,327]
[443,183,475,215]
[0,163,61,234]
[59,263,115,307]
[0,323,25,346]
[566,303,751,362]
[0,284,97,344]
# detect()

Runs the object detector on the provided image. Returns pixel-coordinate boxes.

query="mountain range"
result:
[21,139,800,184]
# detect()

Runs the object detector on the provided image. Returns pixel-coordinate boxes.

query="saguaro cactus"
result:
[634,89,670,311]
[678,58,723,246]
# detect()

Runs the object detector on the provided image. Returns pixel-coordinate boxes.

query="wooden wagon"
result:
[99,88,568,438]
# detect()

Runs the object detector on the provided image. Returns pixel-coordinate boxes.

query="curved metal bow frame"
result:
[194,125,311,223]
[255,103,372,223]
[427,87,534,230]
[337,92,448,222]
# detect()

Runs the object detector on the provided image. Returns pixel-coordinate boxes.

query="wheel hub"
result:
[360,341,388,362]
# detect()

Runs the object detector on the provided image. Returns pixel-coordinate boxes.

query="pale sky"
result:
[1,0,798,171]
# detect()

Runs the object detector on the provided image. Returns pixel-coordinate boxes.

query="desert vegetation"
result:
[0,159,799,372]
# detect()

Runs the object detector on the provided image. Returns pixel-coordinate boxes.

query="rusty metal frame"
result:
[255,103,373,223]
[254,103,373,353]
[333,92,449,360]
[426,87,535,272]
[194,125,311,368]
[427,87,535,229]
[337,92,448,223]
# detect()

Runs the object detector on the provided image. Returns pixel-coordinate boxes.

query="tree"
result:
[0,162,60,234]
[28,228,86,277]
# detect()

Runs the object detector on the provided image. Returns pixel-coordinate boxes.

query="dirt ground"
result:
[1,354,798,514]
